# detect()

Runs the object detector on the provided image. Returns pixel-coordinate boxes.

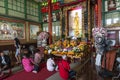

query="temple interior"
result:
[0,0,120,80]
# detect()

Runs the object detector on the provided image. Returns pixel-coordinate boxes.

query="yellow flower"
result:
[49,44,54,48]
[44,50,48,54]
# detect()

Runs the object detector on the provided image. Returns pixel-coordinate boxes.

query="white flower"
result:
[63,48,67,52]
[38,32,49,40]
[48,49,52,54]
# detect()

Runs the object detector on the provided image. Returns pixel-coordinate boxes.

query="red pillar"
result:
[97,0,102,27]
[48,0,52,44]
[95,4,98,27]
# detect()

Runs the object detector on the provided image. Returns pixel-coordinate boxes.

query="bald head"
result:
[62,55,67,60]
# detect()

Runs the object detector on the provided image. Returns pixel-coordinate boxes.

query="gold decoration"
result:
[68,51,74,55]
[44,50,48,54]
[62,2,87,38]
[63,39,69,47]
[64,0,75,3]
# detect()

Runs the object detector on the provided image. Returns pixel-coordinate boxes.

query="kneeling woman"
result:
[58,55,70,80]
[22,54,39,73]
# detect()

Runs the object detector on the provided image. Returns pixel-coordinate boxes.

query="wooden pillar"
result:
[88,0,91,40]
[98,0,102,27]
[48,0,52,44]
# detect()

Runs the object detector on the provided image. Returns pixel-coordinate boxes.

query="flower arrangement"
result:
[63,48,68,52]
[92,27,107,38]
[73,47,81,53]
[45,46,50,50]
[70,40,77,47]
[78,44,86,51]
[72,47,81,56]
[55,40,62,47]
[38,31,49,40]
[67,51,74,55]
[63,40,69,48]
[49,44,54,49]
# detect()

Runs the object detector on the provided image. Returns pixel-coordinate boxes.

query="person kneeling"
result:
[22,54,39,73]
[47,54,58,71]
[0,51,11,79]
[0,51,11,73]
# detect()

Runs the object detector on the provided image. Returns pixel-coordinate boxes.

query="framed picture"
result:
[108,0,116,11]
[0,20,25,40]
[68,7,82,37]
[30,24,40,40]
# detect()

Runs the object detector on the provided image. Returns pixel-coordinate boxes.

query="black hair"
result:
[23,53,30,58]
[49,54,54,59]
[14,37,21,45]
[23,49,28,54]
[34,49,40,53]
[14,37,21,48]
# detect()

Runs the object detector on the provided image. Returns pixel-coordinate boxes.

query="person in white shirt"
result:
[46,54,57,71]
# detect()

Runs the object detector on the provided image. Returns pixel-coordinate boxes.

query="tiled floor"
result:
[77,64,113,80]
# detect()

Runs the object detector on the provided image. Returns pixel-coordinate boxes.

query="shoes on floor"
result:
[55,66,58,71]
[32,70,37,74]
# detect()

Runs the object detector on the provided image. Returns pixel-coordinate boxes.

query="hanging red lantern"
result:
[46,7,48,12]
[41,7,46,13]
